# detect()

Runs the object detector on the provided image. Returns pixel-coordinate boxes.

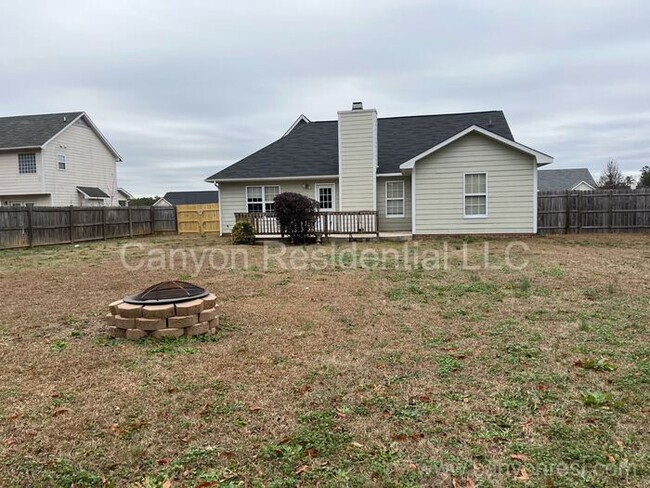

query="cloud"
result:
[1,0,648,195]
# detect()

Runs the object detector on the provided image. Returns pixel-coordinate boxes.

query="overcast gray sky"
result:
[1,0,648,196]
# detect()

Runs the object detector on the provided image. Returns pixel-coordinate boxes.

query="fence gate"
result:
[176,204,220,235]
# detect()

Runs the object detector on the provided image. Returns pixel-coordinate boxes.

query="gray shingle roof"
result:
[207,110,513,180]
[77,186,111,198]
[162,191,219,205]
[538,168,596,191]
[0,112,84,149]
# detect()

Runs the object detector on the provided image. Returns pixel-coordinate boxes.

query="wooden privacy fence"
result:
[0,206,177,249]
[538,189,650,233]
[176,203,220,235]
[235,211,379,236]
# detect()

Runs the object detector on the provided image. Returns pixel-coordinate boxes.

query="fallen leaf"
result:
[335,408,347,418]
[249,406,262,412]
[157,458,171,465]
[514,467,530,481]
[195,483,218,488]
[350,442,364,448]
[615,439,624,448]
[306,448,318,458]
[607,454,616,463]
[510,454,531,463]
[52,408,69,417]
[406,461,418,471]
[162,481,172,488]
[294,465,308,475]
[5,439,14,447]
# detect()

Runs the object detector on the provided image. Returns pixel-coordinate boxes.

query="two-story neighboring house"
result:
[206,102,553,236]
[0,112,125,207]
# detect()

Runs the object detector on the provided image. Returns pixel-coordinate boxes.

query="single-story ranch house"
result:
[206,103,553,236]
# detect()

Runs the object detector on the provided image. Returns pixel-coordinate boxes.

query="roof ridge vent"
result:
[351,101,363,110]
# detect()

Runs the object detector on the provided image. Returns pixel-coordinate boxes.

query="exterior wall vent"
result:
[352,101,363,110]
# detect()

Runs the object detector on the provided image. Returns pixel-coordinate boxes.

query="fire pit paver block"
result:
[185,321,209,337]
[104,313,115,326]
[151,328,184,339]
[136,317,167,331]
[175,299,204,316]
[209,317,220,330]
[202,293,217,309]
[167,315,198,328]
[125,329,147,340]
[114,316,136,329]
[199,307,218,322]
[142,304,175,319]
[116,302,143,318]
[109,299,124,315]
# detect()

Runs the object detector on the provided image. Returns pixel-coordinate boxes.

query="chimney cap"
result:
[351,101,363,110]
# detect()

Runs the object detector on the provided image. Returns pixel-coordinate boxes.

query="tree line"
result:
[597,161,650,189]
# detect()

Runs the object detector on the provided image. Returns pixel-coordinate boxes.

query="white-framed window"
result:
[57,154,67,170]
[18,153,37,174]
[464,173,487,217]
[246,185,280,213]
[315,184,335,210]
[385,180,404,218]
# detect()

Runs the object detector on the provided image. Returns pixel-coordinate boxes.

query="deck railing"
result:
[234,211,378,236]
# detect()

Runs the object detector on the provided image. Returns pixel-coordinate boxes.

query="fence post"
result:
[69,206,75,244]
[608,190,613,233]
[577,192,582,233]
[150,206,155,235]
[565,191,570,234]
[26,205,34,248]
[128,207,133,238]
[102,207,108,240]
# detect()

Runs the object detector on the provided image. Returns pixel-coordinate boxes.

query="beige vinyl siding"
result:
[414,133,536,234]
[0,150,45,196]
[42,123,119,206]
[338,110,376,210]
[219,179,339,234]
[376,176,412,232]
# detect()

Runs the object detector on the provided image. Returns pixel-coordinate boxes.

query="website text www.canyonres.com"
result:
[119,241,531,276]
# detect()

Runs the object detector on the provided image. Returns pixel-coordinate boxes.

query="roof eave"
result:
[205,174,339,183]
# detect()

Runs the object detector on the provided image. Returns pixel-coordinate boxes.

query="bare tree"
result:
[597,160,627,189]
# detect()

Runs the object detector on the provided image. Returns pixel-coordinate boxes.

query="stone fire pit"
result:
[105,281,219,340]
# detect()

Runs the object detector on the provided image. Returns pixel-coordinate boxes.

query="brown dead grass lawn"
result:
[0,234,648,487]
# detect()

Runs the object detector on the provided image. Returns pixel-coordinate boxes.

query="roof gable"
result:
[0,112,83,149]
[538,168,596,191]
[207,110,516,181]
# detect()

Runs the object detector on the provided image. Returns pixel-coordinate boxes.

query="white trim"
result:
[463,172,488,219]
[153,197,171,207]
[570,180,595,191]
[314,183,336,211]
[41,113,123,162]
[533,166,538,233]
[205,175,338,183]
[282,114,311,138]
[117,187,134,199]
[385,180,405,218]
[337,117,344,209]
[372,111,378,212]
[245,184,281,213]
[399,125,554,169]
[411,165,416,234]
[0,145,40,152]
[377,172,403,177]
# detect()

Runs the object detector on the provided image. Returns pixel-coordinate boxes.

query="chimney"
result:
[337,102,377,211]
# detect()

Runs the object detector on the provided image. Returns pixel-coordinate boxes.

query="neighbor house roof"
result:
[207,110,514,181]
[538,168,596,191]
[160,191,219,205]
[77,186,111,199]
[0,111,122,160]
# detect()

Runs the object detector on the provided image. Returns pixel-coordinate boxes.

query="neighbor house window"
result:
[18,153,37,174]
[57,154,67,170]
[247,185,280,212]
[464,173,487,217]
[316,184,334,210]
[385,180,404,217]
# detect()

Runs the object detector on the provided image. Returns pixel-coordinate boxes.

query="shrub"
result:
[273,192,319,244]
[231,221,255,245]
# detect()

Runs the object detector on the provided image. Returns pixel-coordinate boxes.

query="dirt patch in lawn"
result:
[0,234,648,487]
